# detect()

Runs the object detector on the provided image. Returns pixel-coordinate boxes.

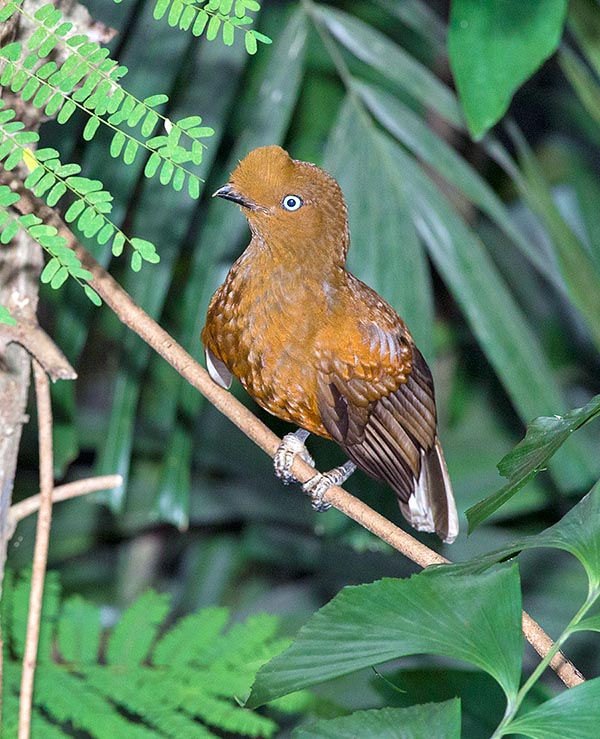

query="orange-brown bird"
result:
[202,145,458,543]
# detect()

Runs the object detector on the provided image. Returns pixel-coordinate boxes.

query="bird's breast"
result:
[205,257,332,437]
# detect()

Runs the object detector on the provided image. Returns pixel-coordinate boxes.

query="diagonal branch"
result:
[6,176,585,689]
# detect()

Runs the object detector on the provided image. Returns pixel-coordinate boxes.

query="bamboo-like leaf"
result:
[323,97,433,356]
[315,5,462,128]
[386,140,592,490]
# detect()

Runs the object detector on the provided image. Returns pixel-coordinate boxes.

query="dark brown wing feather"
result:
[317,344,458,543]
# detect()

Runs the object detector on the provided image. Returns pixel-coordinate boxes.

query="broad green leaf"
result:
[467,394,600,530]
[292,700,461,739]
[448,0,568,138]
[448,480,600,589]
[386,142,587,490]
[323,97,433,356]
[508,677,600,739]
[315,5,462,128]
[248,565,522,707]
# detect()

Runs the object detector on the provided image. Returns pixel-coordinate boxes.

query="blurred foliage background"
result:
[7,0,600,731]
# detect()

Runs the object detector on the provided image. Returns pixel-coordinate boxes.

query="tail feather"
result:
[399,438,459,544]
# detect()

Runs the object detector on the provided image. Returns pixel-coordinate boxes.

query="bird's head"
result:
[214,145,349,265]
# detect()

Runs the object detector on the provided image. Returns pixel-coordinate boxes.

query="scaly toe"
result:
[274,431,315,485]
[302,473,336,511]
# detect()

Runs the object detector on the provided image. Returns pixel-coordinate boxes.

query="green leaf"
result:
[559,46,600,127]
[57,595,102,664]
[83,284,101,306]
[110,130,126,158]
[50,265,68,289]
[353,80,564,292]
[448,0,568,138]
[192,8,209,36]
[40,257,61,284]
[323,97,433,355]
[206,14,221,41]
[82,115,100,141]
[0,305,16,326]
[568,0,600,78]
[508,677,600,739]
[292,700,461,739]
[245,29,258,54]
[153,0,169,20]
[448,480,600,589]
[248,565,522,707]
[105,590,171,667]
[316,5,462,128]
[143,92,168,108]
[130,250,142,272]
[467,394,600,530]
[506,124,600,354]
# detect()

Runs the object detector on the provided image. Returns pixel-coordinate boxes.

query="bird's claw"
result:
[302,473,334,511]
[302,462,357,512]
[274,431,315,485]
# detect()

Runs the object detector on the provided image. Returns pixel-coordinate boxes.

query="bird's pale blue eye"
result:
[282,194,303,212]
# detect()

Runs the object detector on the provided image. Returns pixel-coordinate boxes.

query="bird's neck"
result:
[231,234,348,312]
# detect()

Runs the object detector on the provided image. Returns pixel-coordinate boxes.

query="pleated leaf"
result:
[508,678,600,739]
[292,700,461,739]
[448,480,600,590]
[248,565,522,707]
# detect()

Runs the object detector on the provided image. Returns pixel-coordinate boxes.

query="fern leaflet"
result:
[152,0,272,54]
[0,0,214,198]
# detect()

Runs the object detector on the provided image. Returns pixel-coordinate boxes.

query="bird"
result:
[201,145,458,543]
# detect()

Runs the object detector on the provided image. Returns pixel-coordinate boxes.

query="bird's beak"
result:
[213,183,256,210]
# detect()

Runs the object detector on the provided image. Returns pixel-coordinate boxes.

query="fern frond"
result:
[1,0,214,198]
[6,569,61,663]
[105,589,171,666]
[152,0,272,54]
[57,595,103,664]
[2,573,289,737]
[152,605,230,667]
[34,665,160,739]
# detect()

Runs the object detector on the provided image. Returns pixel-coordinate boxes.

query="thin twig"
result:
[7,474,123,536]
[7,178,585,688]
[18,360,54,739]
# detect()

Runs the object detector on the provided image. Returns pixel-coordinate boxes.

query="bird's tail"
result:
[399,438,459,544]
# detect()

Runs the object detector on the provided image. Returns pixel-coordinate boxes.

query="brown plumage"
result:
[202,145,458,542]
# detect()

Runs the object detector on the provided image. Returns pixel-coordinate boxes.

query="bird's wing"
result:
[316,321,458,542]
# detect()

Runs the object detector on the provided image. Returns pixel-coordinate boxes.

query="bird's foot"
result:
[303,461,357,512]
[274,429,314,485]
